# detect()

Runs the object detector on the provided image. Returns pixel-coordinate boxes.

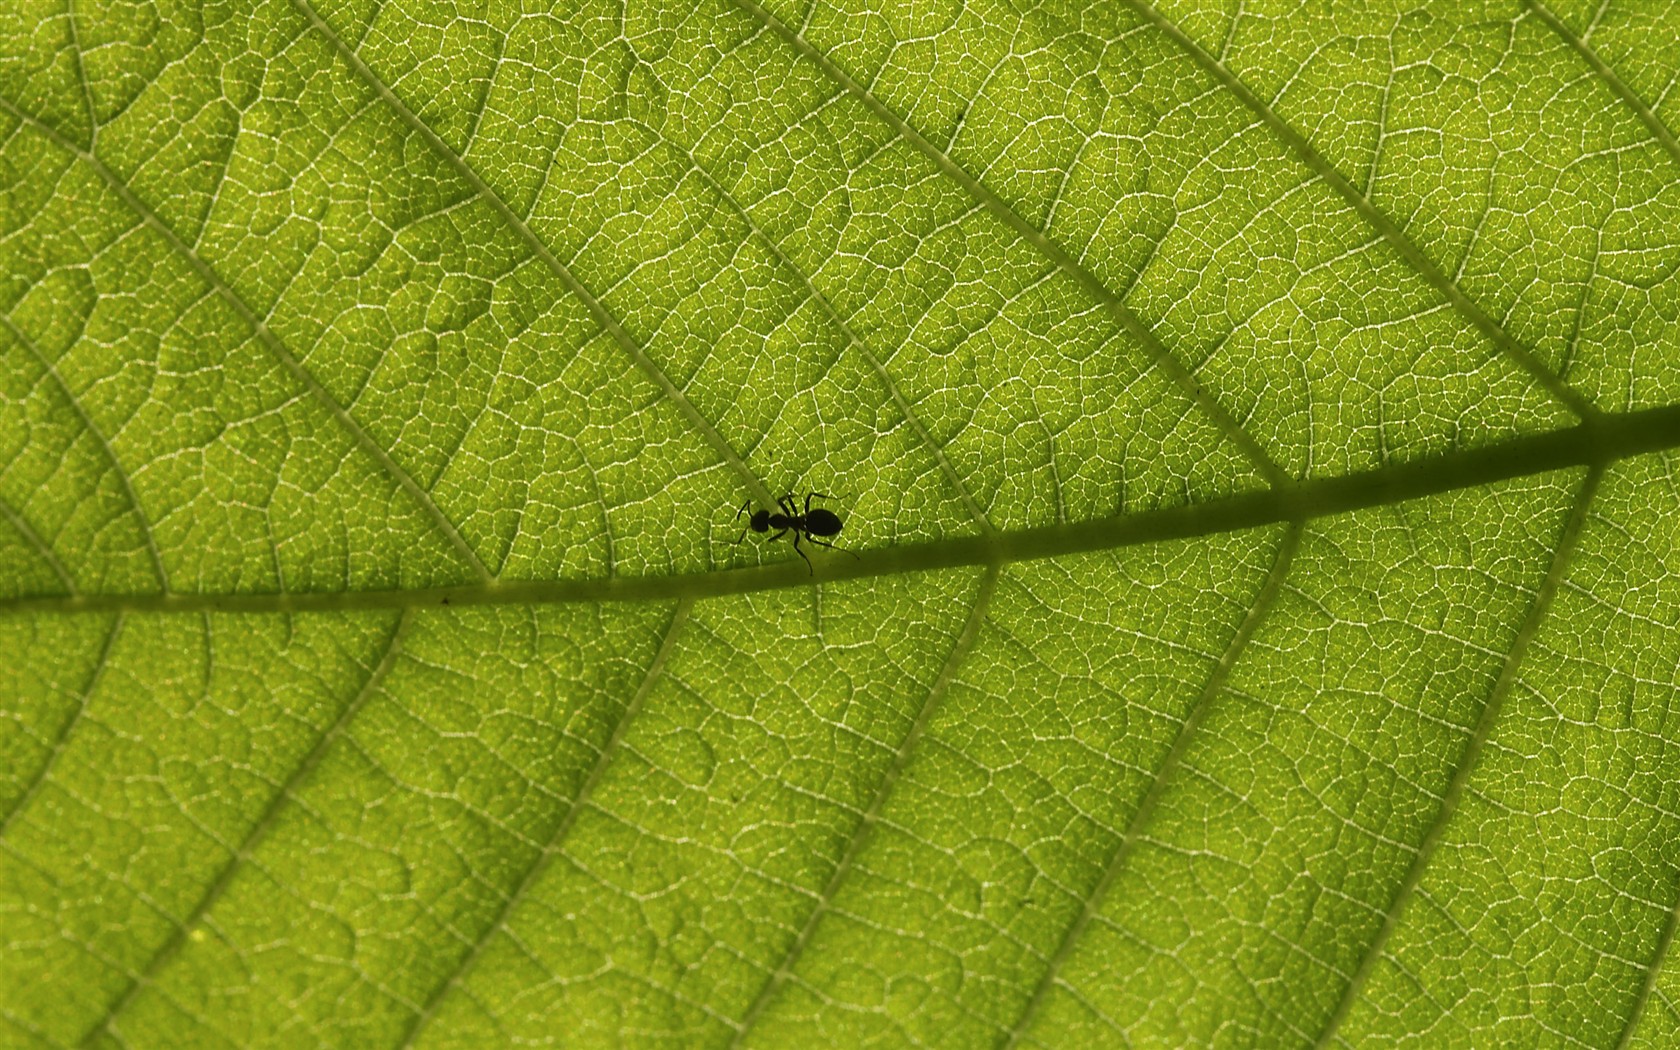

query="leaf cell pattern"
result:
[4,1,1680,1047]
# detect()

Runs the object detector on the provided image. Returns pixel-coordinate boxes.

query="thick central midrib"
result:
[6,404,1678,616]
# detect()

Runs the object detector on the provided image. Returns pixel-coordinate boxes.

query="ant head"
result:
[735,500,772,531]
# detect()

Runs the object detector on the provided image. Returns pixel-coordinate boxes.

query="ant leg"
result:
[806,536,860,560]
[730,500,755,543]
[804,492,835,514]
[792,531,814,574]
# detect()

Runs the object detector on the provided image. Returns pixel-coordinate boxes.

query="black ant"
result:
[731,492,858,574]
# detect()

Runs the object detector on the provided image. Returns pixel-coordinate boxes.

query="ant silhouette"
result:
[731,492,858,574]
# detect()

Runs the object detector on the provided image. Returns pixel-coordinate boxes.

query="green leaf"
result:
[4,1,1679,1047]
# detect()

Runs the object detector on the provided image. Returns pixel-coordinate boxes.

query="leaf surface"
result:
[4,1,1680,1047]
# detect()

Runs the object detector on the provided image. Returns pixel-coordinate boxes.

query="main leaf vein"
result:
[3,403,1677,615]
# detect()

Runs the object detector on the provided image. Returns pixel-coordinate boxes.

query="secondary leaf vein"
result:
[637,118,998,533]
[289,0,780,513]
[79,609,412,1048]
[392,599,692,1050]
[1311,464,1605,1049]
[997,520,1303,1050]
[0,489,75,596]
[729,564,1000,1044]
[1617,846,1680,1048]
[1129,0,1600,424]
[1,315,167,591]
[0,612,121,840]
[1526,0,1680,170]
[0,95,493,583]
[727,0,1290,489]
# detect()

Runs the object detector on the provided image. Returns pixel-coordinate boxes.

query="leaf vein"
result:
[288,0,779,513]
[635,117,997,533]
[79,609,412,1048]
[1128,0,1599,424]
[997,520,1302,1050]
[1,405,1676,615]
[0,95,492,583]
[0,612,121,840]
[1,315,166,592]
[64,0,97,151]
[1526,0,1680,171]
[726,0,1290,489]
[0,488,76,597]
[1311,464,1605,1049]
[393,599,692,1050]
[728,564,1000,1045]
